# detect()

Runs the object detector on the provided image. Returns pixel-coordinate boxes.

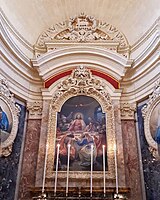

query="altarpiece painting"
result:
[55,95,107,171]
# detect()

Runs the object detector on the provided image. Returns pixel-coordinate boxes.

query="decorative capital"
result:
[27,101,43,119]
[120,103,136,120]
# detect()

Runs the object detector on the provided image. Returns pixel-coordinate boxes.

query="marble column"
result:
[35,100,50,187]
[113,100,126,187]
[121,103,143,200]
[18,101,42,200]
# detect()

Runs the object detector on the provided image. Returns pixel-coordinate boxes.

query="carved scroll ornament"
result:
[35,13,129,58]
[36,13,128,47]
[0,79,20,157]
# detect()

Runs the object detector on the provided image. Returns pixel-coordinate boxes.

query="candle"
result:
[42,143,49,194]
[54,144,60,195]
[90,144,93,197]
[102,145,106,196]
[66,144,71,196]
[114,143,118,195]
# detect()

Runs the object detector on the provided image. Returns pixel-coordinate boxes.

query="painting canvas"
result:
[54,95,107,171]
[0,99,12,143]
[150,103,160,145]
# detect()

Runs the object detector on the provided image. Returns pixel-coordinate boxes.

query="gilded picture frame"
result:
[45,66,116,180]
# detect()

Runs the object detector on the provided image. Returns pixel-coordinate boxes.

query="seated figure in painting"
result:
[58,133,76,170]
[57,112,73,132]
[75,132,97,167]
[68,113,86,132]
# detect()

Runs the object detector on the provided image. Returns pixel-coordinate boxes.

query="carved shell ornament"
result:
[142,79,160,159]
[0,79,20,157]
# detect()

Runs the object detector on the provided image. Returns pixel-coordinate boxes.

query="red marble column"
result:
[121,119,143,200]
[35,100,50,186]
[18,119,41,199]
[18,101,42,200]
[114,102,126,187]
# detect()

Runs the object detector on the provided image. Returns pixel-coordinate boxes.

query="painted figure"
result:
[75,132,97,166]
[68,114,86,132]
[0,106,9,132]
[155,112,160,144]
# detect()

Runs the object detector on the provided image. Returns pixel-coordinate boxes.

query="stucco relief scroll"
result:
[142,79,160,158]
[0,79,20,157]
[35,13,129,58]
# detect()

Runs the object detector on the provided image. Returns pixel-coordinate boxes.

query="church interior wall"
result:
[0,11,160,200]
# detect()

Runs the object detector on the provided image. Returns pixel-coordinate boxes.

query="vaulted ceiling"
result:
[1,0,160,46]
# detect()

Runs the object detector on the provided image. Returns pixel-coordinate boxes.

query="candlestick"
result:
[54,143,60,195]
[102,145,106,196]
[90,144,93,197]
[114,143,118,195]
[66,144,71,196]
[42,143,49,194]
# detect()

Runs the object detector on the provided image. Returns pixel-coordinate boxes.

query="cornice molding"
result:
[131,17,160,52]
[132,31,160,68]
[0,9,33,51]
[31,47,132,82]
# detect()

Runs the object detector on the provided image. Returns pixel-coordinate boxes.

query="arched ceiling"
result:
[1,0,160,46]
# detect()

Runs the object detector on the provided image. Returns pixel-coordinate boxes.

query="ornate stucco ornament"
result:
[142,79,160,159]
[0,79,20,157]
[54,14,110,42]
[52,65,112,110]
[35,13,129,58]
[27,101,43,119]
[120,103,136,120]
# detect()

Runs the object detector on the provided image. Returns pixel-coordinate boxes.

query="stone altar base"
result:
[30,187,130,200]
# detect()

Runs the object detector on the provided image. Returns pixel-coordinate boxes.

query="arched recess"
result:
[45,65,116,180]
